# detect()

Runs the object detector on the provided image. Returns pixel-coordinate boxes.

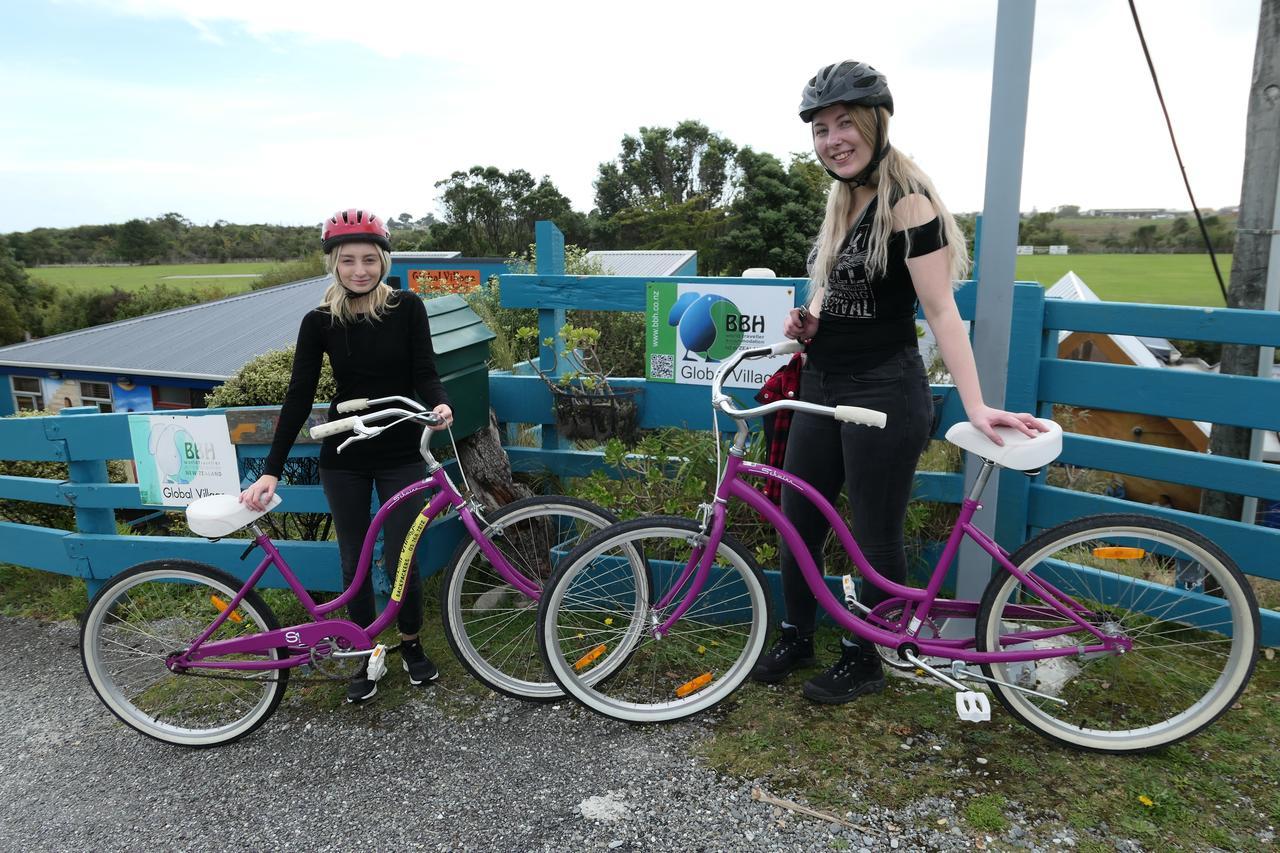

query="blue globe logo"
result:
[668,292,744,362]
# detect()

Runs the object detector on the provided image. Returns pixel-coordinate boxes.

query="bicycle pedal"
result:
[955,690,991,723]
[840,574,858,608]
[367,644,388,682]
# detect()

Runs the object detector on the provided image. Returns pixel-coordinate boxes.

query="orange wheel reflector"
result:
[676,672,713,698]
[210,594,243,623]
[1092,546,1146,560]
[573,644,606,671]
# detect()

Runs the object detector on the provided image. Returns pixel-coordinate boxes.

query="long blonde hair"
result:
[808,105,970,302]
[320,246,395,324]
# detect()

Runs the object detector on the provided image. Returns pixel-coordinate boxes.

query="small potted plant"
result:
[516,322,642,443]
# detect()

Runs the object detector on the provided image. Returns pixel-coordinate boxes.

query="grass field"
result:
[1014,253,1231,307]
[29,262,272,294]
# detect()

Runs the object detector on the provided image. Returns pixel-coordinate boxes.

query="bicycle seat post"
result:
[966,459,998,503]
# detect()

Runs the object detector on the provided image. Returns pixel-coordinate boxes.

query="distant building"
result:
[1080,208,1181,219]
[1048,271,1279,511]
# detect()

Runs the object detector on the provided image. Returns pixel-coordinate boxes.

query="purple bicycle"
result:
[537,342,1260,752]
[79,395,636,747]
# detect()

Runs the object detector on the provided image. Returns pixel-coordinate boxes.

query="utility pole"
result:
[1201,1,1280,524]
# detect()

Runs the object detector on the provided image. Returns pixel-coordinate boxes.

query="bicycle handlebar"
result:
[710,340,887,429]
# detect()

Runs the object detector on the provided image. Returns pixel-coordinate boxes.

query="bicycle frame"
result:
[170,463,539,672]
[654,451,1133,666]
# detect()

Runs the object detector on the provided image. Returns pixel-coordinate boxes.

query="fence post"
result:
[57,406,116,597]
[992,283,1046,547]
[535,220,568,449]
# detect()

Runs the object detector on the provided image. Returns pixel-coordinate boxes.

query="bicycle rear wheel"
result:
[80,560,289,748]
[440,496,627,700]
[976,514,1259,753]
[538,517,771,722]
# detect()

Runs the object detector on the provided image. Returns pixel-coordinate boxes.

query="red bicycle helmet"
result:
[321,208,390,252]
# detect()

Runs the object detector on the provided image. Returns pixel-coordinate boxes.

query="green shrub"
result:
[252,253,326,290]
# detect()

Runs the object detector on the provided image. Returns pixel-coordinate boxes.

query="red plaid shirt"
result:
[753,352,804,504]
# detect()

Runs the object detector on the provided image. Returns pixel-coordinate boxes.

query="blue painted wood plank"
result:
[1026,485,1280,582]
[0,417,68,461]
[1039,360,1280,430]
[0,475,66,503]
[1044,300,1280,347]
[501,274,806,311]
[0,522,80,574]
[1059,434,1280,500]
[61,514,466,587]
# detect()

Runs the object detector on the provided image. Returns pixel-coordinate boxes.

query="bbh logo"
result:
[667,292,763,362]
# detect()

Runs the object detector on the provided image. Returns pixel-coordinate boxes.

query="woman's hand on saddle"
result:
[968,405,1050,446]
[240,475,279,513]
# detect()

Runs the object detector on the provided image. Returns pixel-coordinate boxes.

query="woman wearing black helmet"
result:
[749,62,1046,703]
[240,208,454,704]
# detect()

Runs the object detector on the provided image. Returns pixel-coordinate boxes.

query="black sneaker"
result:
[802,642,887,704]
[749,625,816,684]
[399,639,439,686]
[346,664,377,704]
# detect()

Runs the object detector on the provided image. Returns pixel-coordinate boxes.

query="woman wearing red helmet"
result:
[241,208,454,703]
[749,62,1047,703]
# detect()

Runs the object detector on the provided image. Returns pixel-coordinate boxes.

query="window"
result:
[12,376,44,412]
[80,381,113,413]
[152,386,206,411]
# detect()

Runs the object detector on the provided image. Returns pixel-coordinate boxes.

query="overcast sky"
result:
[0,0,1263,234]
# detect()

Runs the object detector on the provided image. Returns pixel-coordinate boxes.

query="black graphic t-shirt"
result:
[805,195,947,373]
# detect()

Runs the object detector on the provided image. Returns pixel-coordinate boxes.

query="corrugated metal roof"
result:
[585,250,696,277]
[0,276,332,380]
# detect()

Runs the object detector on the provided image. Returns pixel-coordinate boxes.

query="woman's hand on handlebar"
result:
[783,306,818,341]
[240,474,278,513]
[428,404,453,431]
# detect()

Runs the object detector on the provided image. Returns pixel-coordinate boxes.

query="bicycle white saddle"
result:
[944,419,1062,471]
[186,493,282,539]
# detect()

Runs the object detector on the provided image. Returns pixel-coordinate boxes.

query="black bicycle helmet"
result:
[799,61,894,122]
[800,61,894,187]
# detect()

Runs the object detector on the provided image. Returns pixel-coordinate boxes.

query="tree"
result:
[717,147,825,277]
[116,219,167,263]
[1128,224,1158,252]
[433,166,582,256]
[593,120,739,220]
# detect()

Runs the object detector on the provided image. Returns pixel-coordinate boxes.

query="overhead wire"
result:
[1127,0,1230,304]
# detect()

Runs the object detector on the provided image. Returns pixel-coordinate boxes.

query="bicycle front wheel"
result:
[539,517,771,723]
[440,496,625,700]
[80,560,289,748]
[976,514,1259,753]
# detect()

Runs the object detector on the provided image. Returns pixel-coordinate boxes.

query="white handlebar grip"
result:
[770,339,804,356]
[309,416,359,438]
[336,398,369,413]
[834,406,887,428]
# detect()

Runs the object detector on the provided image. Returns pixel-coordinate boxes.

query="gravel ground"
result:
[2,615,1040,852]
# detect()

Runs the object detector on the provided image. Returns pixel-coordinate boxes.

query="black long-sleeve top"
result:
[264,292,451,477]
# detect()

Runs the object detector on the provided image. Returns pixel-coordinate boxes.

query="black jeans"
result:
[320,461,428,636]
[779,348,933,637]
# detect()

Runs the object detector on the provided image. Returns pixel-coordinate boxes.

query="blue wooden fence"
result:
[1,221,1277,644]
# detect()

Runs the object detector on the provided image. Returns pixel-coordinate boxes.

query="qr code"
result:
[649,353,675,379]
